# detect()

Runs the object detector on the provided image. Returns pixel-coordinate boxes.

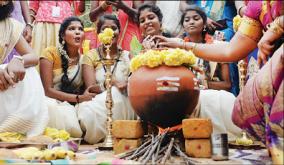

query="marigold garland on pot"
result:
[130,48,197,72]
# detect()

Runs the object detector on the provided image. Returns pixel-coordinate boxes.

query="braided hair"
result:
[58,16,83,93]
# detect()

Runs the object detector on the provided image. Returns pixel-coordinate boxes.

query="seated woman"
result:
[155,1,283,163]
[0,1,48,137]
[40,17,96,138]
[77,14,136,144]
[181,6,231,91]
[136,4,241,139]
[136,3,171,51]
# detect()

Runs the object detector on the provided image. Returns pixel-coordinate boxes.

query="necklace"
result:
[68,56,79,64]
[58,44,79,65]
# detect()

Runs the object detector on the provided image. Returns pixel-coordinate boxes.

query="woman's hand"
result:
[154,35,183,49]
[142,35,157,50]
[207,18,224,32]
[86,85,101,94]
[106,0,124,9]
[0,68,15,91]
[79,86,97,102]
[23,25,32,43]
[257,30,278,66]
[112,79,127,93]
[6,58,26,83]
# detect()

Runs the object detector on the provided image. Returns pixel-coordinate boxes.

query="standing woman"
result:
[89,0,142,51]
[29,1,75,56]
[78,14,136,144]
[40,17,95,138]
[0,1,48,137]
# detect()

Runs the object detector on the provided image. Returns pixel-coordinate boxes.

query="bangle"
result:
[26,23,33,28]
[76,95,80,103]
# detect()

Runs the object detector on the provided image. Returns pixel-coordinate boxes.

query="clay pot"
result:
[128,65,200,128]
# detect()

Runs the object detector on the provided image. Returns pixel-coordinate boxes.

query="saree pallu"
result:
[4,1,25,64]
[0,65,49,137]
[45,63,83,138]
[233,45,284,164]
[0,18,24,64]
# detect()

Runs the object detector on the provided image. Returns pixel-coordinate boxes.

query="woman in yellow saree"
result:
[40,17,96,138]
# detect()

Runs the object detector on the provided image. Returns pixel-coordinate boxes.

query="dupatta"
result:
[0,18,24,64]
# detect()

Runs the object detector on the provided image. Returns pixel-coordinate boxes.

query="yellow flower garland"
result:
[98,28,114,45]
[130,48,196,72]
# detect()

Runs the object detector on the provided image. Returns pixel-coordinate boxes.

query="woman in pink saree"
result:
[232,1,284,164]
[155,1,283,164]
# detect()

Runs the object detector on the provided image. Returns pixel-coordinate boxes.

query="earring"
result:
[203,26,207,32]
[160,26,164,33]
[62,40,65,45]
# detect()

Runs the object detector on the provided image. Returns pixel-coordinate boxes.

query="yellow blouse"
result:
[40,46,83,90]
